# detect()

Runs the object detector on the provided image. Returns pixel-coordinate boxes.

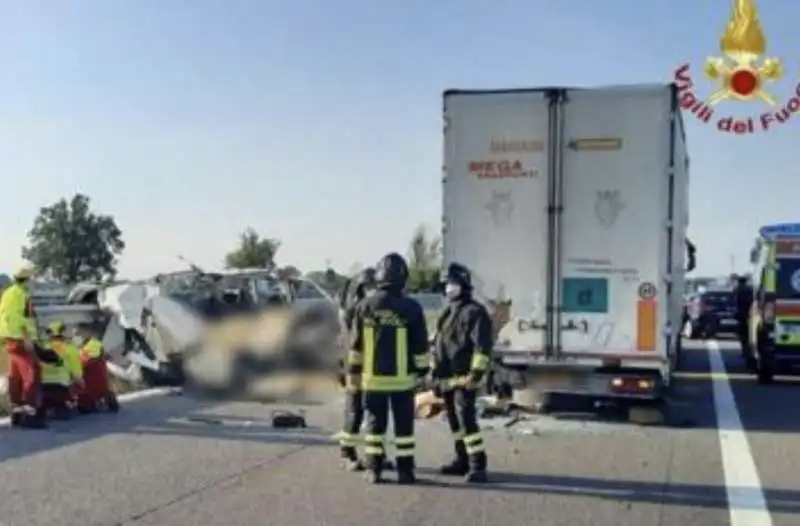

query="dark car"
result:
[683,289,739,339]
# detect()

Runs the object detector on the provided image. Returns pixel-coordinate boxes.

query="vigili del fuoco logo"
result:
[674,0,798,134]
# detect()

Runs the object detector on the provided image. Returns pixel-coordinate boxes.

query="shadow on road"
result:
[428,472,800,514]
[0,394,334,465]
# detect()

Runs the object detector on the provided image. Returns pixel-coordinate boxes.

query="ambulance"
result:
[750,223,800,383]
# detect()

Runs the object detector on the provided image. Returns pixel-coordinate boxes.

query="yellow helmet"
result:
[13,267,34,280]
[48,320,66,337]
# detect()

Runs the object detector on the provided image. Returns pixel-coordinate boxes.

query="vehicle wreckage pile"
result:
[27,266,346,403]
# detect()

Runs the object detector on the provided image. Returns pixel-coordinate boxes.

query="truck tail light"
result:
[763,301,775,323]
[610,377,655,394]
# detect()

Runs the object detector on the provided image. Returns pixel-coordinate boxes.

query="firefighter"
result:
[433,262,493,483]
[345,253,429,484]
[733,275,756,371]
[0,267,47,428]
[337,267,377,470]
[40,321,83,419]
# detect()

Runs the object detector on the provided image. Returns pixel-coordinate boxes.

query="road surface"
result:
[1,339,799,526]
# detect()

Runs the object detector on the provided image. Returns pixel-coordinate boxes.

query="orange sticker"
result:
[636,299,657,351]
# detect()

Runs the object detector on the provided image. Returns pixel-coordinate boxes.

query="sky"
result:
[1,0,799,279]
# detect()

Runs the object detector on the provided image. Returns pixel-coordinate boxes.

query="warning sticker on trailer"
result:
[638,282,657,300]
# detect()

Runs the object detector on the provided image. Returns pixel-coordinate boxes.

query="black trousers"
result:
[338,390,364,451]
[363,390,415,473]
[737,318,754,363]
[443,388,486,468]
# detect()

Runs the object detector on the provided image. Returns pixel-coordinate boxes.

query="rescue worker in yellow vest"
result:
[346,253,429,484]
[0,267,47,428]
[40,321,83,419]
[74,323,118,413]
[433,263,493,483]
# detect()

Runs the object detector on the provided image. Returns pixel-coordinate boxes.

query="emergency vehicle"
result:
[750,223,800,383]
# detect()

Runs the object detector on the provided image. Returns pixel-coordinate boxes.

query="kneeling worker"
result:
[74,324,119,413]
[41,321,83,419]
[433,263,493,483]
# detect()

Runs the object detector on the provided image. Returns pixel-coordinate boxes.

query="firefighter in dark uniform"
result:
[733,275,755,370]
[337,267,377,470]
[433,263,493,483]
[345,253,429,484]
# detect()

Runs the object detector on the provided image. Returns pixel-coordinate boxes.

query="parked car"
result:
[683,289,738,339]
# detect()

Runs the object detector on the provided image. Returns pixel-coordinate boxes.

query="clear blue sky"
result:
[1,0,798,279]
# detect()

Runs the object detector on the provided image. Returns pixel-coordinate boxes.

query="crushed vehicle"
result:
[37,267,344,399]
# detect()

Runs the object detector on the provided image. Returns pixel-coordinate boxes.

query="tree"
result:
[21,193,125,284]
[224,228,280,270]
[406,224,442,292]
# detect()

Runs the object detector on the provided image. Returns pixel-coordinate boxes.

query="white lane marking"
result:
[0,387,179,427]
[707,340,773,525]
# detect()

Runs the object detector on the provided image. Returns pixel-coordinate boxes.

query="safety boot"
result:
[16,410,48,429]
[364,454,385,484]
[439,440,469,476]
[340,447,364,472]
[395,457,416,485]
[465,451,489,483]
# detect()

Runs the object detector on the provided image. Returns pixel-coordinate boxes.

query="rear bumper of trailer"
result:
[495,350,668,405]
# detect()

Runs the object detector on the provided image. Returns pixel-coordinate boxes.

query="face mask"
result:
[364,287,377,297]
[445,283,461,299]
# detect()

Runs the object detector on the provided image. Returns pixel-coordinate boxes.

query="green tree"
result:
[224,228,281,270]
[21,193,125,284]
[406,224,441,292]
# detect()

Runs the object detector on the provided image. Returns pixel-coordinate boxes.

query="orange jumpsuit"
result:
[0,282,41,409]
[74,338,113,410]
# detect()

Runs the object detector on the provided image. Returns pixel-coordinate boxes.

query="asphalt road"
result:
[0,340,799,526]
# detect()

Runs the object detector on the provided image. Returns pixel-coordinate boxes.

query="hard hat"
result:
[375,253,409,288]
[48,320,66,337]
[13,267,34,280]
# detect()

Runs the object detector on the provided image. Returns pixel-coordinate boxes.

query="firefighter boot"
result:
[364,454,385,484]
[440,440,469,476]
[465,451,489,483]
[105,393,120,413]
[395,457,416,485]
[340,446,364,472]
[17,409,48,429]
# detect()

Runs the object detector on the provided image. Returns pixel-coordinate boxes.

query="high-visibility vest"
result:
[0,283,36,340]
[41,340,82,386]
[80,338,104,361]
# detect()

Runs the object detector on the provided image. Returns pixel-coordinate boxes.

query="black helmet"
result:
[444,262,472,290]
[375,253,409,288]
[358,267,376,287]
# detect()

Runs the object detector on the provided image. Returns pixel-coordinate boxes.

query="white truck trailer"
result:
[442,84,689,412]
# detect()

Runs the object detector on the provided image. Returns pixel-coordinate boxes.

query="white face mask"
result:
[445,283,462,299]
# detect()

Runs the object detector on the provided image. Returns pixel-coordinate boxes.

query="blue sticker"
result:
[760,223,800,240]
[561,277,608,313]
